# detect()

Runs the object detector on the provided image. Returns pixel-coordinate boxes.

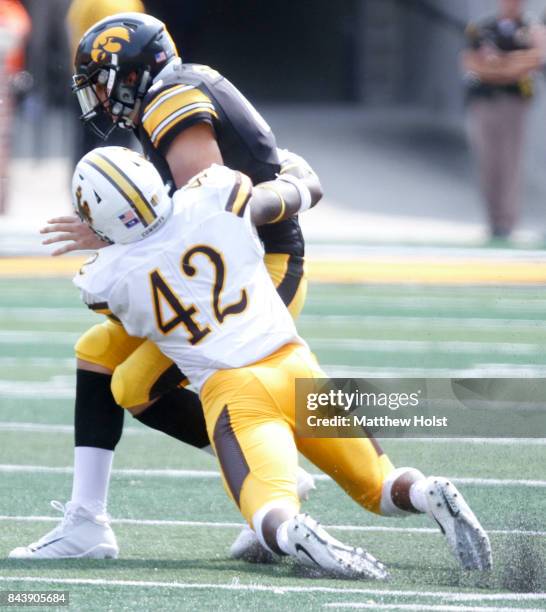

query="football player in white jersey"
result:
[13,147,492,577]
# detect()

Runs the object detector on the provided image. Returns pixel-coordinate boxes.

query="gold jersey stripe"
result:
[231,173,253,217]
[142,84,195,121]
[93,307,113,316]
[153,106,219,147]
[84,152,156,227]
[143,87,217,140]
[224,172,253,217]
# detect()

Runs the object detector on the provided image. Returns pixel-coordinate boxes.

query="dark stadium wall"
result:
[144,0,361,102]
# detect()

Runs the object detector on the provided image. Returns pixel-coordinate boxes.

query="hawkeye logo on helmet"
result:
[91,26,131,63]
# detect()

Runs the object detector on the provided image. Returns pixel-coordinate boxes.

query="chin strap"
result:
[117,69,151,130]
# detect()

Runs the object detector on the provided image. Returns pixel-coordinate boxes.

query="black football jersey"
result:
[137,61,304,256]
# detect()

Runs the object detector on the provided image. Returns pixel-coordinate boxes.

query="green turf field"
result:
[0,278,545,611]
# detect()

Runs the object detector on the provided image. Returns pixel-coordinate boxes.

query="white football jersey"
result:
[74,164,305,391]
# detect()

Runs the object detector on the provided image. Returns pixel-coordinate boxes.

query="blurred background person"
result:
[0,0,30,214]
[461,0,546,242]
[66,0,145,165]
[22,0,71,159]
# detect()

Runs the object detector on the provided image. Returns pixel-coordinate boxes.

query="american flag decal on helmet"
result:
[119,210,140,228]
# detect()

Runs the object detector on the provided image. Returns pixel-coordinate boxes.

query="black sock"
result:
[135,386,210,449]
[74,369,124,451]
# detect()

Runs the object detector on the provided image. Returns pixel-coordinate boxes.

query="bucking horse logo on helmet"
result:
[75,186,93,225]
[91,26,131,63]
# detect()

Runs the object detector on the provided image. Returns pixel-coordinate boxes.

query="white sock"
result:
[409,477,430,514]
[276,520,294,556]
[71,447,114,516]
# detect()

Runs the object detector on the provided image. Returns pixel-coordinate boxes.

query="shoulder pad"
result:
[141,81,218,148]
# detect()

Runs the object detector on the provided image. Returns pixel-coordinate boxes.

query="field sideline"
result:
[2,252,546,283]
[1,276,545,611]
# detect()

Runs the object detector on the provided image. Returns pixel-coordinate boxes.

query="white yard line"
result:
[305,296,546,312]
[0,465,220,478]
[0,379,74,399]
[0,576,544,602]
[0,422,147,435]
[386,437,546,447]
[1,307,544,328]
[1,463,545,488]
[309,338,545,356]
[1,329,545,356]
[0,515,543,537]
[301,314,546,329]
[1,421,545,444]
[0,331,80,344]
[0,357,74,368]
[0,308,91,321]
[322,364,546,378]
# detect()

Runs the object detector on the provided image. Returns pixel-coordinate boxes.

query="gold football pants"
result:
[200,343,395,527]
[75,254,307,408]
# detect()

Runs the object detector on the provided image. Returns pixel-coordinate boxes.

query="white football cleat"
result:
[286,514,388,580]
[229,524,276,564]
[425,477,492,571]
[230,467,316,563]
[8,501,119,560]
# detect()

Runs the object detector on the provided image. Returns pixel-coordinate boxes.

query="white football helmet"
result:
[72,146,172,244]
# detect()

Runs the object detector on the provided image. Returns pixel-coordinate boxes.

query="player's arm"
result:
[166,122,223,188]
[249,151,323,227]
[142,82,223,188]
[41,216,109,255]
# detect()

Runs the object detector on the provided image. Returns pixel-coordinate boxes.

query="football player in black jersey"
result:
[20,13,315,561]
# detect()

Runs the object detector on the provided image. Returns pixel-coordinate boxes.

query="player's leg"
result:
[298,427,491,570]
[380,468,492,570]
[283,346,491,570]
[200,350,387,579]
[226,252,313,561]
[114,338,316,563]
[71,321,145,516]
[111,340,210,448]
[9,320,142,560]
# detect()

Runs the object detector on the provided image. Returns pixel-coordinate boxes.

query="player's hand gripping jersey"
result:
[74,165,305,391]
[139,59,304,260]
